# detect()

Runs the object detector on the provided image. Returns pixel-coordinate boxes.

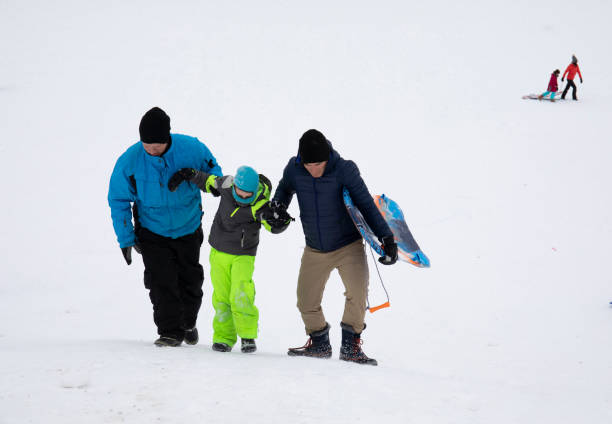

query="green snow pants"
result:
[209,248,259,346]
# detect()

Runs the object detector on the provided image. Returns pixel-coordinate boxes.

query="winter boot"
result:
[241,338,257,353]
[212,342,232,352]
[339,322,378,366]
[184,327,199,345]
[287,323,332,358]
[154,336,182,347]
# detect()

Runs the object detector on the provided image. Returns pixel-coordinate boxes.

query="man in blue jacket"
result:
[108,107,222,347]
[271,129,398,365]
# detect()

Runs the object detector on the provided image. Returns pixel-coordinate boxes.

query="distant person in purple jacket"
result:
[538,69,560,102]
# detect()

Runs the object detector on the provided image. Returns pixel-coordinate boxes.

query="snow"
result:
[1,0,611,422]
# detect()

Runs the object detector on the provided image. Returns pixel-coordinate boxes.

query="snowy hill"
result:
[1,1,611,423]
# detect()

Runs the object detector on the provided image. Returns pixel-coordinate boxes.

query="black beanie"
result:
[139,107,171,144]
[298,129,330,163]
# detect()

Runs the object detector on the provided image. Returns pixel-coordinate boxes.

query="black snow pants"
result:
[138,226,205,340]
[562,79,577,100]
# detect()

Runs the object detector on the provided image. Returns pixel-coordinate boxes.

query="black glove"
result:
[168,168,197,192]
[561,78,564,82]
[580,78,583,83]
[378,235,398,265]
[121,243,142,266]
[209,186,221,197]
[272,201,293,222]
[263,201,294,228]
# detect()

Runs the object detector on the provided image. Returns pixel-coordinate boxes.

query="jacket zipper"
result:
[163,162,172,230]
[313,178,324,251]
[241,229,245,248]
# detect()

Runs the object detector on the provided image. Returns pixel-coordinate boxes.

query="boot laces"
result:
[291,337,313,351]
[352,337,369,359]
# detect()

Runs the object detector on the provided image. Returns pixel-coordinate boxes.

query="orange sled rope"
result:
[366,245,390,313]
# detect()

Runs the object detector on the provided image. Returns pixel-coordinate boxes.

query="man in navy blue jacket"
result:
[271,129,397,365]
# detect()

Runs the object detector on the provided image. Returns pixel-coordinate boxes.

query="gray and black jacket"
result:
[192,171,285,256]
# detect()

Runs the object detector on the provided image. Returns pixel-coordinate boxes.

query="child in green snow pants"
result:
[167,164,292,351]
[209,248,259,345]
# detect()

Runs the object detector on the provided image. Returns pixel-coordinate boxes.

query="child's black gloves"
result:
[168,168,197,192]
[270,201,293,222]
[262,201,294,232]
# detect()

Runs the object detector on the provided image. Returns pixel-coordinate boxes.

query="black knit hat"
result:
[298,129,330,163]
[139,107,171,144]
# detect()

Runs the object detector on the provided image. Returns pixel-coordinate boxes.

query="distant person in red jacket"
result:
[561,55,583,100]
[538,69,560,101]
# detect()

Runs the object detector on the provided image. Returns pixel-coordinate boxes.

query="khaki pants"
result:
[297,240,369,334]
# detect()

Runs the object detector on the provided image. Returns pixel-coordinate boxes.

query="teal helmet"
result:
[232,166,259,204]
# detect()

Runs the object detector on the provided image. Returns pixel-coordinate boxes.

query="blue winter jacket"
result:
[273,144,392,252]
[108,133,222,248]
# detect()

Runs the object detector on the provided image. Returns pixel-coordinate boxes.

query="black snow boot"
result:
[339,322,378,366]
[184,327,199,345]
[154,336,183,347]
[241,338,257,353]
[212,342,232,352]
[287,323,332,358]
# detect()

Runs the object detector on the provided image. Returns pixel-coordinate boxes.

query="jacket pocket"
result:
[136,177,164,207]
[241,229,259,250]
